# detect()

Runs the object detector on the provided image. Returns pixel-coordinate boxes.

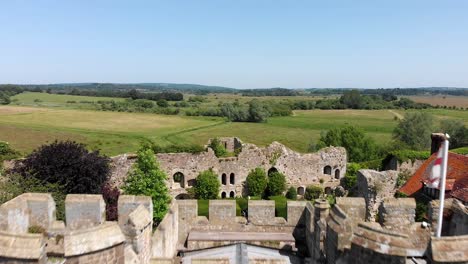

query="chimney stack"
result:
[431,133,445,154]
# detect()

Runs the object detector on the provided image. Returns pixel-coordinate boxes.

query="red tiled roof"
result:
[450,177,468,203]
[399,152,468,197]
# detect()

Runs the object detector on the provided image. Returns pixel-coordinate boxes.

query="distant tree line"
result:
[0,85,24,105]
[69,88,183,101]
[241,88,299,97]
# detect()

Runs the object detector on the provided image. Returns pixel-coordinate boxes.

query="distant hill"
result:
[2,83,467,96]
[13,83,238,94]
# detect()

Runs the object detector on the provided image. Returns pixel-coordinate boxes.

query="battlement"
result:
[0,193,153,264]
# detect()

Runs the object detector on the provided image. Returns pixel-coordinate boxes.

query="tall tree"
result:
[123,146,171,223]
[440,119,468,149]
[393,112,434,150]
[316,125,378,162]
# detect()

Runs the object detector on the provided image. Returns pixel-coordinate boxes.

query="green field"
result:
[1,92,467,156]
[11,92,124,109]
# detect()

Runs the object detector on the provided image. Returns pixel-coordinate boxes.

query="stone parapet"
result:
[65,194,106,230]
[379,198,416,229]
[0,193,56,233]
[430,234,468,263]
[286,201,307,227]
[208,200,236,224]
[152,201,178,260]
[64,221,125,257]
[0,231,46,261]
[248,200,275,225]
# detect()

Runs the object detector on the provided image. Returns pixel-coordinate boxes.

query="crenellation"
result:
[65,194,106,230]
[1,192,467,263]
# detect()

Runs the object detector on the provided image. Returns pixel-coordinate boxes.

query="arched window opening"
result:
[221,192,226,199]
[230,173,235,184]
[335,169,340,179]
[175,193,191,200]
[229,191,235,198]
[268,167,278,176]
[297,186,305,195]
[222,173,227,185]
[173,172,185,188]
[323,166,332,175]
[188,179,196,187]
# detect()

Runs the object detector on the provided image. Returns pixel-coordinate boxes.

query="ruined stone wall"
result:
[156,140,346,198]
[357,169,398,221]
[383,156,425,175]
[106,139,347,198]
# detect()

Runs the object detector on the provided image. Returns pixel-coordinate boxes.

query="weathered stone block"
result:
[336,197,366,221]
[287,201,308,226]
[209,200,236,224]
[248,200,275,225]
[23,193,56,229]
[118,195,153,228]
[65,194,105,230]
[379,198,416,228]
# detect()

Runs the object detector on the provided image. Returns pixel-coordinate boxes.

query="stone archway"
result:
[173,172,185,188]
[335,169,340,179]
[221,192,226,198]
[323,166,332,175]
[297,186,305,196]
[229,191,235,198]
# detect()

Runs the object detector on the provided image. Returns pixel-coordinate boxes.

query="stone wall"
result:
[151,201,179,260]
[106,139,347,198]
[430,234,468,264]
[382,156,425,175]
[356,169,399,221]
[325,198,366,264]
[378,198,416,229]
[0,193,153,264]
[429,198,468,236]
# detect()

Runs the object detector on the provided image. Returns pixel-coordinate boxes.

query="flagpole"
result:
[436,134,449,238]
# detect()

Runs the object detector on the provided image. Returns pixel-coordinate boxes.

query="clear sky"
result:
[1,1,467,89]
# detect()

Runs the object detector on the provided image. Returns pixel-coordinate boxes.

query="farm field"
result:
[1,102,467,156]
[404,95,468,108]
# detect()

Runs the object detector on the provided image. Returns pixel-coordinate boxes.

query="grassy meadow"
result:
[1,92,467,156]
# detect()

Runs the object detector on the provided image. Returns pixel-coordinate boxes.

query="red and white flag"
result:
[427,142,445,188]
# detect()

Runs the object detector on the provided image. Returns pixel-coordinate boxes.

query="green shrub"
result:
[194,169,220,199]
[28,225,46,234]
[123,146,171,224]
[396,170,412,188]
[246,168,268,196]
[208,138,228,157]
[285,187,297,200]
[0,174,66,220]
[304,185,324,200]
[15,141,110,194]
[267,172,286,196]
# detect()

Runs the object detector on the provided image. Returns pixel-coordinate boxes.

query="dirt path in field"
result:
[388,110,403,120]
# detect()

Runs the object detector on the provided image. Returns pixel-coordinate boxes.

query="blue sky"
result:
[1,1,467,88]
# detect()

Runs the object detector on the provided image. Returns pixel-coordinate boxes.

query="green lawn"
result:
[11,92,124,109]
